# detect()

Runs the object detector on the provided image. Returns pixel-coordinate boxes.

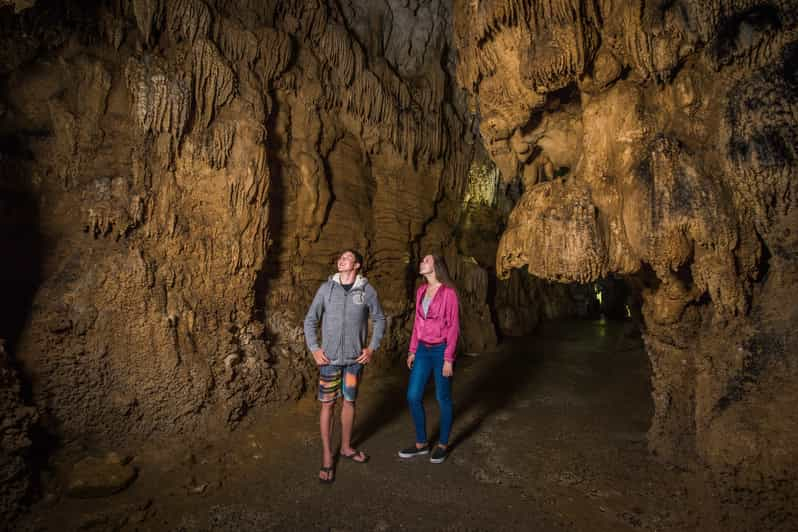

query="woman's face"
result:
[419,255,435,275]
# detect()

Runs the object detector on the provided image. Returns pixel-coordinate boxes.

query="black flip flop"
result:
[319,466,335,484]
[340,449,370,463]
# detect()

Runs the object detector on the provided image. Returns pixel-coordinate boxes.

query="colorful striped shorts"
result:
[318,363,363,403]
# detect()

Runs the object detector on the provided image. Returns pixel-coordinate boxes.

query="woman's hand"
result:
[407,353,415,369]
[442,360,453,377]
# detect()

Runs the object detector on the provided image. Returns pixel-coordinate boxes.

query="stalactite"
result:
[317,22,357,86]
[454,0,602,92]
[213,16,259,66]
[497,179,609,282]
[255,27,292,83]
[190,38,236,129]
[166,0,211,45]
[124,56,191,141]
[198,121,235,169]
[264,0,456,167]
[131,0,164,46]
[623,1,655,78]
[100,7,125,50]
[276,0,327,43]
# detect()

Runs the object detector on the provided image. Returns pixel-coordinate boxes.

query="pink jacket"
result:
[409,283,460,362]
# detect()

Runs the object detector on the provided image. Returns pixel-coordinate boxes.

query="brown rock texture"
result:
[454,0,798,529]
[0,340,37,525]
[0,0,530,466]
[2,1,795,530]
[65,454,137,498]
[0,3,583,522]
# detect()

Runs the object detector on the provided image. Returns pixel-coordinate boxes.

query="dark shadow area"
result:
[351,332,542,451]
[443,338,544,450]
[0,133,42,367]
[561,275,639,321]
[351,370,409,449]
[253,99,287,325]
[447,311,649,449]
[0,132,51,505]
[446,274,644,449]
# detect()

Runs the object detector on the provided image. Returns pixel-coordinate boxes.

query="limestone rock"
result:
[0,340,38,524]
[0,0,489,459]
[2,1,795,530]
[0,0,35,13]
[455,1,798,529]
[66,455,137,498]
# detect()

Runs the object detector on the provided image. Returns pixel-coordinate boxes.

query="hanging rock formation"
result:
[0,0,483,453]
[0,6,547,522]
[0,1,586,520]
[453,0,797,529]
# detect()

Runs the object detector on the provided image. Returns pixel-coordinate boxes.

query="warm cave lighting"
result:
[464,161,500,206]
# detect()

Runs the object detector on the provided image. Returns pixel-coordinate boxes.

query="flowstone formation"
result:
[458,145,587,338]
[454,0,797,529]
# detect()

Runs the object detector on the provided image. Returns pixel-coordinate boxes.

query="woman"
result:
[398,254,460,464]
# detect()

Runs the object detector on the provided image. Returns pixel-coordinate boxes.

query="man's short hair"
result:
[342,249,364,270]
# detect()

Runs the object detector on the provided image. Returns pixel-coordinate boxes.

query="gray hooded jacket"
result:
[303,273,386,365]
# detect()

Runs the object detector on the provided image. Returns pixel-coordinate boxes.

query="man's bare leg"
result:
[340,399,368,461]
[340,399,355,455]
[320,401,335,480]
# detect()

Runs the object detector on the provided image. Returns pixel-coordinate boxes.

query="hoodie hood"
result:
[330,273,368,290]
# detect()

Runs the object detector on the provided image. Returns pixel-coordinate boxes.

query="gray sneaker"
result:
[398,444,429,458]
[430,445,448,464]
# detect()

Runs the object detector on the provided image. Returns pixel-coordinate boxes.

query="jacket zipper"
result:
[340,284,347,363]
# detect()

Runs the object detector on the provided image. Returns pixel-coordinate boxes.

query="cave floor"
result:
[21,319,698,532]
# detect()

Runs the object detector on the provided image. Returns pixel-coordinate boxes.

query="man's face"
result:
[337,252,360,273]
[419,255,435,275]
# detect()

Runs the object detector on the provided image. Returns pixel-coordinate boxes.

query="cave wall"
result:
[3,0,794,529]
[0,340,37,525]
[0,0,493,459]
[0,2,595,522]
[453,0,798,529]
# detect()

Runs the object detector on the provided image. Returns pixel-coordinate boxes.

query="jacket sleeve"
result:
[443,288,460,362]
[409,285,422,354]
[366,286,386,351]
[303,286,325,352]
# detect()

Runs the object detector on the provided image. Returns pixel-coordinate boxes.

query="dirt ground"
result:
[18,319,698,531]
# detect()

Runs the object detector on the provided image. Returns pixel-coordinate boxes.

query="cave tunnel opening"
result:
[483,268,651,435]
[490,271,650,414]
[469,270,655,487]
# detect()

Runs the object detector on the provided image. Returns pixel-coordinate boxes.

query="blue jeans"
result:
[407,342,453,446]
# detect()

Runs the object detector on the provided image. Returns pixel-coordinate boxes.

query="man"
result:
[303,249,386,483]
